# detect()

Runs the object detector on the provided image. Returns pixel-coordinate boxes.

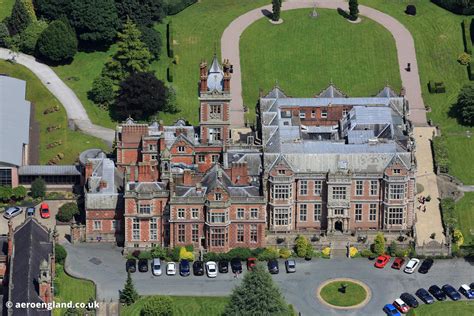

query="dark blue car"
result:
[179,260,190,277]
[442,284,461,301]
[415,288,434,304]
[383,304,401,316]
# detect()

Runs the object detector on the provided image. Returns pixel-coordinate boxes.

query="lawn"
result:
[407,301,474,316]
[121,295,229,316]
[454,193,474,246]
[240,9,401,122]
[0,0,14,21]
[319,281,367,307]
[0,60,109,164]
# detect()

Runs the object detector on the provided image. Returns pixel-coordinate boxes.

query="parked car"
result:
[418,258,434,274]
[3,206,22,219]
[403,258,420,274]
[218,260,229,273]
[375,255,391,268]
[138,259,148,272]
[39,202,50,219]
[383,303,401,316]
[267,259,279,274]
[393,298,410,314]
[470,282,474,290]
[415,288,434,304]
[391,257,405,270]
[247,257,257,271]
[26,207,35,217]
[428,285,446,301]
[193,261,204,276]
[230,258,242,274]
[459,284,474,299]
[179,260,190,276]
[285,259,296,273]
[166,262,176,275]
[205,261,218,278]
[442,284,461,301]
[400,293,419,308]
[126,259,136,273]
[151,258,162,276]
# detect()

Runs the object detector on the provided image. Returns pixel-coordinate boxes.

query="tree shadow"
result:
[261,9,272,19]
[337,8,350,20]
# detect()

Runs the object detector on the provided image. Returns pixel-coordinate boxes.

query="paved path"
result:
[0,48,115,145]
[459,185,474,192]
[221,0,427,127]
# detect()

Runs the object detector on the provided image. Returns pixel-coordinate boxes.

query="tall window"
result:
[369,204,377,221]
[132,218,140,240]
[177,208,185,219]
[273,184,291,199]
[211,155,219,163]
[0,169,12,187]
[208,212,227,223]
[274,208,291,226]
[314,180,322,196]
[237,224,244,242]
[237,208,244,219]
[370,180,378,196]
[192,224,199,242]
[139,204,152,214]
[210,104,221,115]
[250,208,259,219]
[150,218,158,240]
[250,224,258,243]
[93,220,101,230]
[215,193,222,201]
[332,187,346,200]
[299,180,308,195]
[177,224,186,243]
[299,204,307,222]
[355,204,362,222]
[389,184,405,200]
[210,228,226,247]
[209,128,222,141]
[177,146,185,152]
[198,155,205,163]
[387,207,404,225]
[314,204,321,222]
[355,180,363,196]
[191,208,199,219]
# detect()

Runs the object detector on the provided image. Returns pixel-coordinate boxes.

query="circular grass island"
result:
[317,278,371,309]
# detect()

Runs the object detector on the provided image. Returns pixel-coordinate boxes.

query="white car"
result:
[205,261,217,278]
[404,258,420,274]
[166,262,176,275]
[152,258,162,276]
[3,206,22,219]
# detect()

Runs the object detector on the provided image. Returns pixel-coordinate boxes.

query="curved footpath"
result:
[0,48,115,145]
[222,0,427,127]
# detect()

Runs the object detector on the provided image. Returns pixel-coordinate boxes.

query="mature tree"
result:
[271,0,282,22]
[349,0,359,19]
[12,186,27,200]
[19,20,48,54]
[454,83,474,126]
[120,272,139,305]
[115,0,165,27]
[0,23,10,47]
[224,264,291,315]
[139,26,162,60]
[34,0,71,21]
[372,232,386,256]
[55,244,67,264]
[89,75,115,107]
[56,202,79,222]
[0,186,13,202]
[7,0,32,35]
[68,0,120,47]
[140,296,174,316]
[114,72,168,120]
[36,20,77,63]
[31,177,46,198]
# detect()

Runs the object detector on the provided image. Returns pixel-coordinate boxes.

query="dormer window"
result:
[394,169,401,174]
[321,109,328,118]
[177,146,185,152]
[215,193,222,201]
[278,169,285,175]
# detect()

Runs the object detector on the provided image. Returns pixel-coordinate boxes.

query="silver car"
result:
[285,259,296,273]
[152,258,162,276]
[3,206,22,219]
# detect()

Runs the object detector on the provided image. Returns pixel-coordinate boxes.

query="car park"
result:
[415,288,434,304]
[193,261,204,276]
[418,258,434,274]
[167,262,176,275]
[374,255,391,268]
[126,259,136,273]
[285,259,296,273]
[428,285,446,301]
[26,207,35,217]
[383,303,401,316]
[151,258,162,276]
[230,258,242,274]
[267,259,279,274]
[393,298,409,314]
[218,260,229,273]
[391,257,405,270]
[3,206,22,219]
[40,202,50,219]
[247,257,257,271]
[205,261,217,278]
[400,293,419,308]
[138,259,148,272]
[442,284,461,301]
[403,258,420,274]
[459,284,474,299]
[179,260,190,276]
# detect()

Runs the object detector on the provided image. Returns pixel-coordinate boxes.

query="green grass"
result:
[0,60,109,164]
[454,193,474,246]
[444,136,474,184]
[319,281,367,307]
[240,9,401,122]
[407,301,474,316]
[121,296,229,316]
[0,0,14,21]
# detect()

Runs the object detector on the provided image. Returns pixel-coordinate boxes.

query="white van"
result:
[152,258,162,276]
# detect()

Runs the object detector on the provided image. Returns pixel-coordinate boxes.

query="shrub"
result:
[387,241,398,256]
[349,247,358,258]
[462,19,472,54]
[322,247,331,258]
[453,229,464,246]
[151,245,167,259]
[458,52,471,65]
[372,232,385,255]
[0,23,10,47]
[89,75,115,108]
[257,247,279,261]
[31,177,46,198]
[203,251,223,262]
[36,20,77,63]
[469,62,474,81]
[140,296,174,316]
[294,235,310,258]
[405,5,417,16]
[279,248,291,259]
[178,246,194,261]
[433,136,450,173]
[226,247,252,260]
[12,186,27,200]
[55,244,67,264]
[394,249,408,258]
[138,251,152,260]
[360,249,374,258]
[19,20,48,54]
[167,64,174,82]
[56,202,79,222]
[139,26,162,60]
[167,247,180,262]
[164,0,198,15]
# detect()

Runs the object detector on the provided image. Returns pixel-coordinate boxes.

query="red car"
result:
[391,257,405,270]
[393,298,410,314]
[40,202,50,219]
[374,254,391,268]
[247,258,257,271]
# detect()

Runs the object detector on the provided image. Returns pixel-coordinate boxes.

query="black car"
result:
[415,288,434,304]
[218,260,229,273]
[230,258,242,274]
[442,284,461,301]
[470,282,474,290]
[400,292,419,308]
[193,261,204,276]
[429,285,446,301]
[138,259,148,272]
[126,259,137,273]
[267,259,279,274]
[179,260,190,276]
[418,258,434,274]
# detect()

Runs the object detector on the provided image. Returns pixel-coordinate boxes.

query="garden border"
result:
[316,278,371,310]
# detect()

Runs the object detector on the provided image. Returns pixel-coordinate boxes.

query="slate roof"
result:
[85,157,123,210]
[316,84,347,98]
[18,165,81,176]
[207,55,224,92]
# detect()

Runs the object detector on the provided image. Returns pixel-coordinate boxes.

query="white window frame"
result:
[370,180,378,196]
[237,208,244,219]
[332,186,346,200]
[93,220,101,231]
[314,204,321,222]
[355,180,363,196]
[299,180,308,196]
[250,208,259,219]
[177,208,185,219]
[369,204,377,221]
[355,204,362,222]
[132,218,140,240]
[150,218,158,240]
[314,180,322,196]
[299,204,307,222]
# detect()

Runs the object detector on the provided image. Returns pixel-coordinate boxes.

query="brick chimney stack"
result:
[231,162,248,185]
[199,60,208,93]
[223,59,232,93]
[183,169,193,186]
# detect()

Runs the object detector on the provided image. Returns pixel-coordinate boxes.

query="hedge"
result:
[167,21,174,58]
[165,0,198,16]
[432,136,450,173]
[431,0,474,15]
[462,19,473,54]
[167,64,174,82]
[469,62,474,80]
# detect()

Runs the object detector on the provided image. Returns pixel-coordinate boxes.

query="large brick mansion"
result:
[84,56,416,252]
